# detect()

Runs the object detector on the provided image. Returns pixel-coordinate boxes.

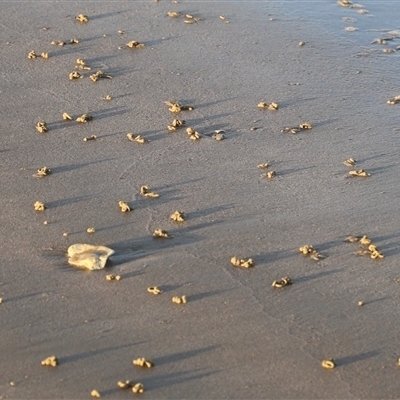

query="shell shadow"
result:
[61,341,145,364]
[335,350,379,366]
[154,345,219,367]
[294,268,346,284]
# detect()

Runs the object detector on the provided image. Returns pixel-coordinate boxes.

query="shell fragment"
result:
[67,244,115,270]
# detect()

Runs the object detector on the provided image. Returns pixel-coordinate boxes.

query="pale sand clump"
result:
[133,357,154,368]
[321,359,336,369]
[257,101,279,110]
[118,201,132,212]
[170,210,186,222]
[153,229,172,238]
[172,295,187,304]
[230,256,254,268]
[67,244,115,270]
[272,277,292,288]
[147,286,163,295]
[299,245,324,260]
[140,186,159,198]
[41,356,58,367]
[345,235,385,259]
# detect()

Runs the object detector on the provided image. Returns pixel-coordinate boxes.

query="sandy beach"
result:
[1,1,400,398]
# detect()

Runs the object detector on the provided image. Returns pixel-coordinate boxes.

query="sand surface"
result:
[1,1,400,398]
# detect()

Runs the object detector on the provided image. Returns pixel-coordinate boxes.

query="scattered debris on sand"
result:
[118,201,132,212]
[167,11,181,18]
[230,256,254,268]
[299,245,324,260]
[165,101,194,113]
[75,14,89,23]
[281,122,312,134]
[41,356,58,367]
[33,167,51,178]
[126,133,149,143]
[90,70,112,82]
[321,359,336,369]
[90,389,101,398]
[34,201,46,211]
[69,71,82,80]
[153,229,172,238]
[272,277,292,288]
[76,113,92,123]
[167,119,185,131]
[140,186,159,198]
[258,101,279,110]
[147,286,163,295]
[106,274,121,281]
[132,383,144,394]
[126,40,145,49]
[170,210,186,222]
[343,157,356,167]
[62,112,72,120]
[186,127,201,140]
[348,169,371,177]
[172,295,187,304]
[133,357,154,368]
[345,235,385,259]
[387,95,400,105]
[36,121,48,133]
[83,135,97,142]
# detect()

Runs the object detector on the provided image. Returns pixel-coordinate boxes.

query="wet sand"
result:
[1,1,400,398]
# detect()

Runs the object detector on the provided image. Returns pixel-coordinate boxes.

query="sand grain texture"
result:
[1,1,400,399]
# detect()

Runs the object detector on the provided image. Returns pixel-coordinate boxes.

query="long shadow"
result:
[49,44,91,58]
[364,164,397,175]
[255,248,297,264]
[159,283,187,293]
[154,345,219,366]
[84,10,129,21]
[357,153,392,163]
[142,368,220,392]
[364,297,390,305]
[51,158,118,174]
[189,288,234,302]
[311,118,340,129]
[172,220,225,237]
[46,194,96,209]
[294,268,345,284]
[314,238,347,253]
[4,292,45,303]
[335,350,379,366]
[108,66,137,78]
[86,53,120,65]
[107,248,160,267]
[119,270,146,280]
[61,342,144,364]
[91,106,130,121]
[146,37,175,47]
[379,244,400,257]
[365,232,400,257]
[156,177,207,191]
[188,204,235,220]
